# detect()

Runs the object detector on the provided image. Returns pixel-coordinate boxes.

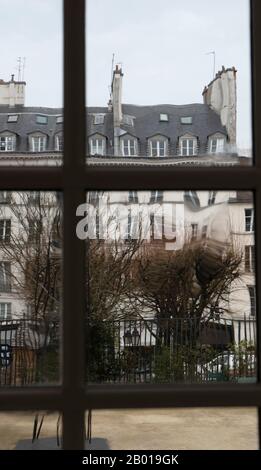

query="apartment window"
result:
[245,208,254,232]
[245,245,255,272]
[149,139,167,157]
[121,138,137,156]
[0,219,11,243]
[208,190,217,205]
[160,113,168,122]
[0,302,11,321]
[28,191,40,204]
[0,262,11,292]
[36,115,48,124]
[248,285,256,317]
[56,115,63,124]
[7,114,18,123]
[55,133,64,151]
[209,137,225,153]
[89,137,105,156]
[202,225,208,239]
[150,190,163,203]
[0,191,11,204]
[0,134,16,152]
[180,137,197,156]
[128,191,138,203]
[94,114,105,125]
[180,116,193,124]
[191,223,198,241]
[123,115,134,126]
[28,219,42,243]
[30,135,47,152]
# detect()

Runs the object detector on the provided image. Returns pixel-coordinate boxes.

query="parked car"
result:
[197,351,256,382]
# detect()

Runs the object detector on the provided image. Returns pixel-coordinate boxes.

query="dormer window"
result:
[0,133,16,152]
[123,115,134,126]
[149,136,168,157]
[180,116,193,124]
[179,135,198,156]
[208,135,226,153]
[160,114,168,122]
[55,133,63,151]
[121,137,137,156]
[29,133,47,152]
[36,115,48,125]
[56,115,63,124]
[7,114,18,123]
[89,135,106,155]
[94,114,105,125]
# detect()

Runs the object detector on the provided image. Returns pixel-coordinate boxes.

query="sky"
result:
[0,0,252,150]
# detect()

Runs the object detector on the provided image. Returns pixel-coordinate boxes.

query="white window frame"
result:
[89,137,105,156]
[248,285,256,316]
[180,116,193,124]
[150,139,167,157]
[0,302,11,321]
[94,114,105,125]
[0,261,11,292]
[7,115,18,123]
[209,137,225,154]
[245,208,254,232]
[121,138,137,156]
[0,134,16,152]
[55,133,64,151]
[160,113,168,122]
[180,137,197,156]
[123,115,134,126]
[0,219,11,242]
[0,191,10,204]
[31,135,47,152]
[245,245,255,272]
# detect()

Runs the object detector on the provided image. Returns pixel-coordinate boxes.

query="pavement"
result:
[0,408,258,450]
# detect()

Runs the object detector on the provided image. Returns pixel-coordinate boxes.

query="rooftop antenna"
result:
[110,53,115,90]
[206,51,216,79]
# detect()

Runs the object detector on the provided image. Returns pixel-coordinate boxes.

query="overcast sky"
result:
[0,0,252,149]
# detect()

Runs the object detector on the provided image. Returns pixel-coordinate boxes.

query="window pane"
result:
[0,0,63,167]
[86,0,252,165]
[0,191,62,386]
[0,412,61,449]
[83,191,256,385]
[84,408,258,450]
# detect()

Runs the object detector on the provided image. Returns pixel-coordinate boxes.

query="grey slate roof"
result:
[0,103,227,155]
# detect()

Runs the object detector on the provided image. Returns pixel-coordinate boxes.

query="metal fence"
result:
[0,316,257,386]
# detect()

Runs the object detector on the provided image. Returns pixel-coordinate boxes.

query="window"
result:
[94,114,105,125]
[0,191,11,204]
[191,223,198,241]
[89,137,105,155]
[28,191,40,204]
[0,134,16,152]
[248,286,256,317]
[202,225,208,239]
[28,219,41,243]
[55,133,64,151]
[123,115,134,126]
[179,137,197,156]
[160,113,168,122]
[149,139,167,157]
[36,115,48,124]
[128,191,138,203]
[208,191,217,205]
[0,219,11,243]
[209,137,225,153]
[56,115,63,124]
[30,135,47,152]
[180,116,193,124]
[7,115,18,123]
[245,245,255,272]
[121,138,137,156]
[150,190,163,203]
[245,208,254,232]
[0,262,11,292]
[0,303,11,321]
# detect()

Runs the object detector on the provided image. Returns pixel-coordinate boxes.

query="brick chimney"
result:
[202,66,237,149]
[0,74,26,107]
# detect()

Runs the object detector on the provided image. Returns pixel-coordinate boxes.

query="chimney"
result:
[112,64,123,126]
[0,74,26,107]
[202,66,237,148]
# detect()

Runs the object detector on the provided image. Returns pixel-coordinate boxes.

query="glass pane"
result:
[82,191,256,384]
[0,191,62,385]
[86,0,252,165]
[0,412,61,449]
[84,408,258,450]
[0,0,63,166]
